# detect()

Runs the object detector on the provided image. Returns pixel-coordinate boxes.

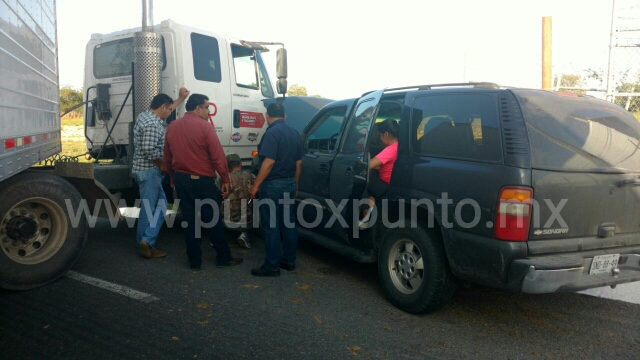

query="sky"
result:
[56,0,637,100]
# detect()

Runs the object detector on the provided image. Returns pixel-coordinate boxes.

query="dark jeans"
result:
[368,170,390,199]
[259,178,298,270]
[173,172,231,268]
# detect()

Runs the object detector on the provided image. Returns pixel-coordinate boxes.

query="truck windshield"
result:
[230,45,274,98]
[256,51,274,98]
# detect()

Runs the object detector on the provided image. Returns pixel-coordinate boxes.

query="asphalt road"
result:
[1,219,639,359]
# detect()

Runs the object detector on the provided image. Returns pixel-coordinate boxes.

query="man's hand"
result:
[172,88,190,109]
[154,157,166,173]
[220,182,230,197]
[248,185,259,199]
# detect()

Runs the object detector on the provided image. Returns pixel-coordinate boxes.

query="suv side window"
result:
[304,106,347,152]
[341,99,377,153]
[412,94,502,162]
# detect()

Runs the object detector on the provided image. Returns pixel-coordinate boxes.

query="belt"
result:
[176,171,214,180]
[265,176,295,181]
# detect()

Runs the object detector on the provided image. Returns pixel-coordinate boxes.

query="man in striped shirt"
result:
[132,88,189,259]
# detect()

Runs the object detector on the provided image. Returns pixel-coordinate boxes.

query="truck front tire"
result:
[0,172,88,290]
[378,225,457,313]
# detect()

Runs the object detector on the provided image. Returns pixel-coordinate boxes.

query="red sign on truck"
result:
[239,111,265,128]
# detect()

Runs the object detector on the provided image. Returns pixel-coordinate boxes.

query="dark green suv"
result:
[295,83,640,313]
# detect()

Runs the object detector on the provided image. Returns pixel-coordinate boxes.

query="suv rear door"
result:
[404,90,507,239]
[513,90,640,252]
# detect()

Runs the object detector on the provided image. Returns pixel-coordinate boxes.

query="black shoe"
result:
[280,262,296,271]
[251,265,280,277]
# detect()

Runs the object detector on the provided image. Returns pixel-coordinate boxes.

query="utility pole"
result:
[606,0,617,102]
[542,17,553,90]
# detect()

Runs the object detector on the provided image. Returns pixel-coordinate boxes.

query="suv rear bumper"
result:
[510,250,640,293]
[444,229,640,293]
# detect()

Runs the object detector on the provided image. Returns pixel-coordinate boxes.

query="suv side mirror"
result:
[276,48,287,94]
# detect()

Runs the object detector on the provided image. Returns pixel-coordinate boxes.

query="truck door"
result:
[226,43,275,158]
[298,103,351,233]
[186,32,233,147]
[329,89,384,242]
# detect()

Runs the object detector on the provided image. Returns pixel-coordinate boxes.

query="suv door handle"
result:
[319,163,329,175]
[345,166,353,178]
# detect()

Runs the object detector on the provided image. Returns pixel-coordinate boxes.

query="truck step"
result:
[297,227,376,263]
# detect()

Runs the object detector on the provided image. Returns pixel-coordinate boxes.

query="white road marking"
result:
[579,282,640,305]
[118,207,178,219]
[66,271,159,303]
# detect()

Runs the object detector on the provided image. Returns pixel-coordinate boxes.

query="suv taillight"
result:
[494,186,533,241]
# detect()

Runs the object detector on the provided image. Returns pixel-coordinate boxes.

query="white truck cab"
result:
[83,19,281,161]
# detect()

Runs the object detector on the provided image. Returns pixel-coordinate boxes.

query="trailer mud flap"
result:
[54,162,121,219]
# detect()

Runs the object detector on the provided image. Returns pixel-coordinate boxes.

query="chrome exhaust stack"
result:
[133,0,162,121]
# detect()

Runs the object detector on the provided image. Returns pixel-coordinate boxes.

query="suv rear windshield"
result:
[514,90,640,172]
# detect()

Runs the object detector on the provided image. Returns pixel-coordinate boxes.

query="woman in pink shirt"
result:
[359,119,399,229]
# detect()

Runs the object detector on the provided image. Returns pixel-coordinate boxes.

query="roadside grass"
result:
[61,117,83,126]
[61,140,86,155]
[61,116,87,160]
[60,140,91,162]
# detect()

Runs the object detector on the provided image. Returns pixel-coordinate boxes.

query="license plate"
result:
[589,254,620,275]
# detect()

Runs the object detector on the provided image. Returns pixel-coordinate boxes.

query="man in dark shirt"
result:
[249,103,302,277]
[164,94,243,270]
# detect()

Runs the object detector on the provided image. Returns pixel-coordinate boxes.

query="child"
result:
[218,153,255,248]
[358,119,399,230]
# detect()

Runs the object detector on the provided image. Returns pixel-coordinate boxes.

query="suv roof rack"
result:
[386,82,500,92]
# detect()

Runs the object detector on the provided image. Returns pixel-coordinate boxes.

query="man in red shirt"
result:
[164,94,243,270]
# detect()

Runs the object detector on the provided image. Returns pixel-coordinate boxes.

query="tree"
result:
[615,81,640,115]
[555,74,586,95]
[287,84,323,98]
[60,86,84,117]
[287,84,308,96]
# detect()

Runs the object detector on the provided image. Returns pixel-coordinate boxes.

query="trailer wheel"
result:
[0,172,88,290]
[378,225,457,314]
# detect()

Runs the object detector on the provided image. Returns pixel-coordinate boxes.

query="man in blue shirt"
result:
[249,103,302,277]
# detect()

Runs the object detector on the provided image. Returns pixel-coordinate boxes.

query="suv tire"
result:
[378,225,457,313]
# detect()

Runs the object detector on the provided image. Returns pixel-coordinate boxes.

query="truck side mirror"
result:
[277,79,288,95]
[276,48,287,94]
